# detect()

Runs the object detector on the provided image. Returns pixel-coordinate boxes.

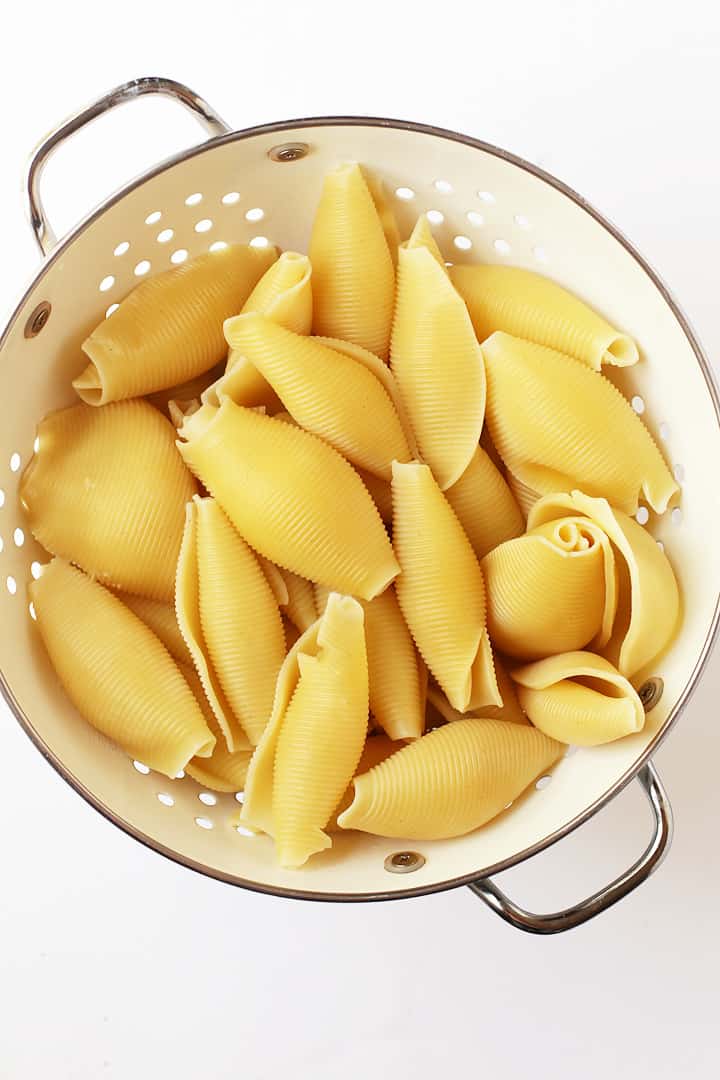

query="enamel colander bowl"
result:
[1,77,718,933]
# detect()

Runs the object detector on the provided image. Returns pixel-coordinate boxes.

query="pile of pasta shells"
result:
[21,162,681,869]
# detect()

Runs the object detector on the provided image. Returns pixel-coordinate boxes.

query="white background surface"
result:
[1,2,719,1077]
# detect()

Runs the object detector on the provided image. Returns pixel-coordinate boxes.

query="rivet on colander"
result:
[24,301,51,339]
[638,677,664,712]
[268,142,310,163]
[384,851,426,874]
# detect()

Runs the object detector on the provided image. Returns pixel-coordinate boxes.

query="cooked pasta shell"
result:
[445,445,525,559]
[241,620,321,837]
[390,246,485,490]
[356,468,393,523]
[176,502,252,753]
[146,361,225,415]
[282,617,302,651]
[313,336,418,456]
[309,162,395,358]
[427,654,529,727]
[181,666,254,792]
[512,651,645,746]
[120,595,192,667]
[405,213,446,268]
[224,316,411,480]
[329,734,400,829]
[362,168,401,265]
[482,516,617,660]
[30,559,215,776]
[482,332,678,514]
[528,490,680,676]
[337,718,562,839]
[177,399,399,599]
[273,594,368,867]
[450,264,639,371]
[392,461,500,712]
[74,244,277,404]
[313,581,424,739]
[21,400,195,601]
[256,555,290,606]
[276,567,318,633]
[506,472,540,520]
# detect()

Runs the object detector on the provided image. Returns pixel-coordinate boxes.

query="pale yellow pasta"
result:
[483,332,678,514]
[445,445,525,560]
[21,400,195,601]
[450,264,639,371]
[313,581,424,739]
[146,361,225,415]
[314,336,418,456]
[329,735,400,829]
[511,651,645,746]
[202,350,283,414]
[273,594,368,867]
[223,315,411,479]
[356,467,393,523]
[482,516,617,660]
[405,213,445,268]
[426,654,529,727]
[30,559,215,776]
[256,556,290,606]
[177,399,399,599]
[74,244,277,404]
[362,587,425,740]
[276,567,318,633]
[390,245,485,490]
[120,595,192,667]
[309,162,395,358]
[241,621,322,837]
[181,666,254,792]
[282,616,302,651]
[392,461,500,712]
[337,718,562,839]
[362,168,401,265]
[506,472,541,520]
[528,490,680,676]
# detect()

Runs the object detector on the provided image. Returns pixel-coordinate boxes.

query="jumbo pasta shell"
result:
[21,400,195,601]
[181,666,254,792]
[511,651,645,746]
[120,595,192,668]
[329,734,400,829]
[30,559,214,777]
[74,244,277,404]
[445,444,525,560]
[337,718,562,839]
[362,588,426,741]
[451,264,639,371]
[177,399,399,600]
[482,332,678,514]
[528,490,680,676]
[390,246,485,490]
[224,315,411,479]
[391,461,500,712]
[481,516,617,660]
[309,162,395,358]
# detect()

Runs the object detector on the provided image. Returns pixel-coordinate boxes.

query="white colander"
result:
[2,77,718,934]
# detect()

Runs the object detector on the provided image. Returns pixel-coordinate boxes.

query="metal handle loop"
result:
[467,762,673,934]
[26,76,232,255]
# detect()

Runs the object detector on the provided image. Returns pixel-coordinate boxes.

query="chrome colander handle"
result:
[467,762,673,934]
[26,76,231,256]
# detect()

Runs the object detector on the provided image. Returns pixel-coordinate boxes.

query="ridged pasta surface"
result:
[275,567,319,633]
[329,735,400,828]
[74,244,277,404]
[181,666,254,792]
[361,168,401,265]
[528,490,680,676]
[390,246,485,490]
[392,461,500,712]
[175,501,252,753]
[337,718,562,839]
[120,595,192,667]
[21,400,195,601]
[445,445,525,559]
[512,651,645,746]
[427,653,529,727]
[273,595,369,867]
[506,472,541,520]
[146,362,225,415]
[177,399,399,599]
[482,516,617,660]
[194,497,286,746]
[451,264,639,371]
[309,162,395,358]
[30,560,215,776]
[483,332,678,514]
[405,213,446,268]
[224,315,411,479]
[362,588,425,740]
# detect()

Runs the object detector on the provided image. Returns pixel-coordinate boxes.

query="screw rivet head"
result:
[638,677,664,712]
[384,851,425,874]
[24,301,51,338]
[268,142,310,163]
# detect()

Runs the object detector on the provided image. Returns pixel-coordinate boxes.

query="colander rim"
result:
[2,113,719,902]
